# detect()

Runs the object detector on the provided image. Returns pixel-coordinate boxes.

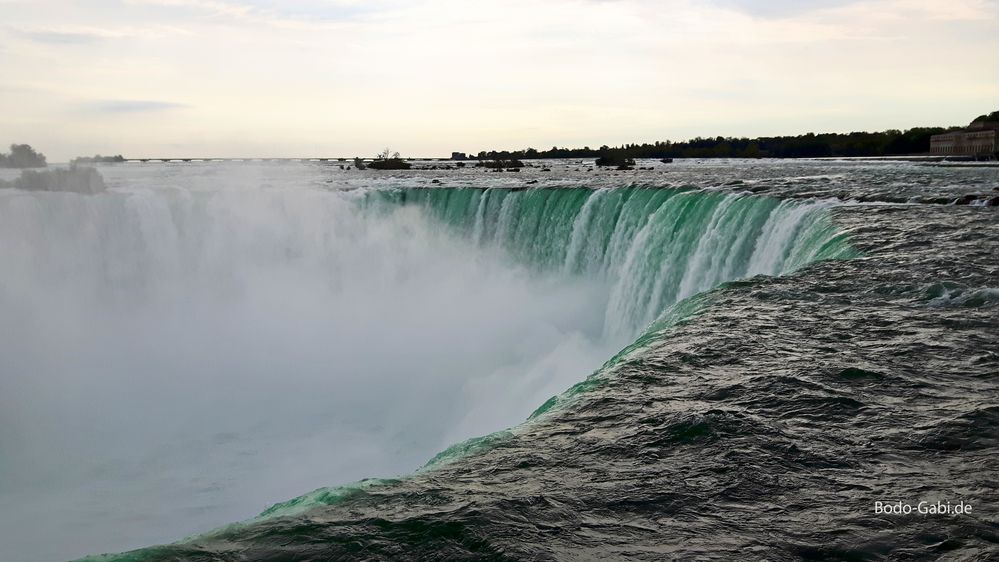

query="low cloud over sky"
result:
[1,0,997,160]
[88,99,189,113]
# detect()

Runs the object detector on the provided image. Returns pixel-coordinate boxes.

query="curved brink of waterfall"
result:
[81,187,858,559]
[371,187,856,340]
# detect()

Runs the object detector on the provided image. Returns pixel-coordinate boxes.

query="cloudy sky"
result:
[2,0,997,161]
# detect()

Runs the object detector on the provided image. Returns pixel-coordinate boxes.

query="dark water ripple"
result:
[92,179,998,561]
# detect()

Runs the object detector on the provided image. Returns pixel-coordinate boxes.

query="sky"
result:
[1,0,998,161]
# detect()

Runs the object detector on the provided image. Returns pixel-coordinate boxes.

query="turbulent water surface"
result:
[0,159,996,561]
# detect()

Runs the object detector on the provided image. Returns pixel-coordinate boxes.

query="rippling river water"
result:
[0,159,995,561]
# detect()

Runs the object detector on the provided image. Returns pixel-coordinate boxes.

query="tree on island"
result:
[367,148,411,170]
[475,159,525,169]
[594,149,636,169]
[0,144,47,168]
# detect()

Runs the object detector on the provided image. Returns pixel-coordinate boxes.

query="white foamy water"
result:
[0,163,619,562]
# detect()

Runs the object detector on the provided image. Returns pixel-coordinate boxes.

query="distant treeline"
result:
[471,127,962,160]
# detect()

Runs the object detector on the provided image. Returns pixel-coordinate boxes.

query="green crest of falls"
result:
[421,430,515,469]
[77,478,403,562]
[368,187,857,340]
[255,477,401,518]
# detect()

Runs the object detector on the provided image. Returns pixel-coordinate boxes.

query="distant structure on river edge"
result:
[931,114,999,158]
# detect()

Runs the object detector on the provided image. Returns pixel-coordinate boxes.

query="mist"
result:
[0,165,624,561]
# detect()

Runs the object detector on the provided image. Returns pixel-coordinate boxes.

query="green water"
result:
[369,187,856,337]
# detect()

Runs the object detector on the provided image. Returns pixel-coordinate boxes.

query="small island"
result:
[0,144,47,168]
[0,143,106,193]
[366,148,412,170]
[475,159,524,170]
[71,154,126,165]
[594,152,636,169]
